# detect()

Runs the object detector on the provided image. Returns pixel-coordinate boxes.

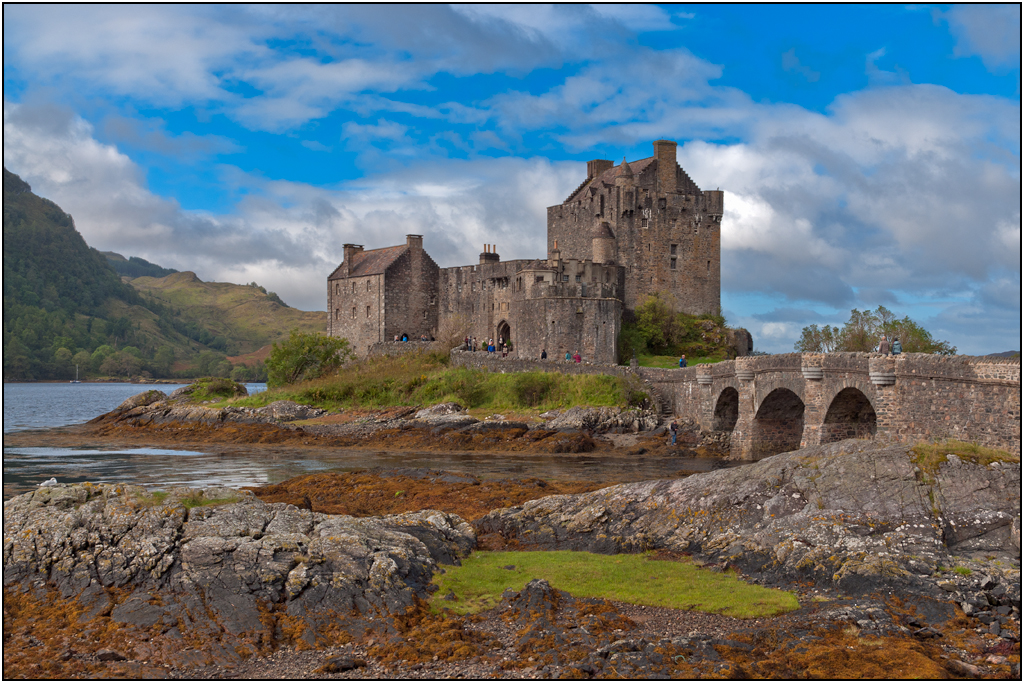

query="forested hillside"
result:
[3,167,324,381]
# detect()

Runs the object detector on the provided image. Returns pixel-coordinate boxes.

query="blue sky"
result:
[3,4,1020,353]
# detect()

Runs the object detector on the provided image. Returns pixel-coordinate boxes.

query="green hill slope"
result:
[128,271,325,357]
[3,167,325,381]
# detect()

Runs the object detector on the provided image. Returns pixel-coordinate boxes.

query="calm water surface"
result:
[4,383,732,499]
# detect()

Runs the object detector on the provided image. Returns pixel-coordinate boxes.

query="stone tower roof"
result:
[564,156,655,203]
[328,244,407,280]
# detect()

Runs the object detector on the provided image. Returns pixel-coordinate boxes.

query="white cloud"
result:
[937,4,1022,70]
[3,101,582,312]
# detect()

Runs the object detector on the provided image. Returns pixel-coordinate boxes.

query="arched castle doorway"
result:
[497,320,511,347]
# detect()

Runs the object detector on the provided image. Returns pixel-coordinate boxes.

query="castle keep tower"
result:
[546,139,723,314]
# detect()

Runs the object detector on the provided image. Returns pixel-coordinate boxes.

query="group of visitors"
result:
[392,333,434,342]
[877,335,903,356]
[464,336,513,358]
[538,348,581,363]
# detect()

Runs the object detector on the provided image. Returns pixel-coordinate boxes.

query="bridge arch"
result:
[713,387,739,432]
[751,388,805,460]
[821,387,877,444]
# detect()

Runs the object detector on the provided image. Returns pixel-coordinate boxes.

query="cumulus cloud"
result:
[3,101,581,311]
[937,4,1021,70]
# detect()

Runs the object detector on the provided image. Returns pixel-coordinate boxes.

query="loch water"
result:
[3,382,733,499]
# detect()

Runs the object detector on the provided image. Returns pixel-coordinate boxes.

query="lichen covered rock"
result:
[3,483,474,666]
[478,440,1021,595]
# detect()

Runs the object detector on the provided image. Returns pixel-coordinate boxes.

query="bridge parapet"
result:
[650,352,1020,459]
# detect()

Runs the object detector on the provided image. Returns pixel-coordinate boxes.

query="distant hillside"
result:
[128,272,325,357]
[102,251,179,279]
[3,167,325,381]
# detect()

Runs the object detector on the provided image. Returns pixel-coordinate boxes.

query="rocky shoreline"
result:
[3,389,1021,678]
[81,388,715,457]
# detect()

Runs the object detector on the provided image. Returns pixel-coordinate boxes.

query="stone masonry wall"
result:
[383,246,439,344]
[546,141,721,315]
[888,354,1021,454]
[327,273,385,356]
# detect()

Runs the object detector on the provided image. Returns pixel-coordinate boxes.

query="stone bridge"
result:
[640,353,1021,460]
[450,349,1020,460]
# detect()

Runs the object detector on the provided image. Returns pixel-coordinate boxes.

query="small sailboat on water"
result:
[70,364,81,383]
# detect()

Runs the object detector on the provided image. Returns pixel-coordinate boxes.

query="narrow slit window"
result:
[670,258,677,270]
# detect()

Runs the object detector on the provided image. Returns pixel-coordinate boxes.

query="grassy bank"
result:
[431,550,799,618]
[637,353,726,368]
[233,350,646,413]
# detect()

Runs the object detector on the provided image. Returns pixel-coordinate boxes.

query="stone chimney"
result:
[406,234,423,251]
[587,159,614,179]
[479,243,500,265]
[342,244,363,277]
[653,140,678,194]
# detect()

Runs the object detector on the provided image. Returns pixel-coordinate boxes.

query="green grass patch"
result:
[910,439,1018,477]
[180,376,249,403]
[180,493,240,509]
[637,353,726,368]
[953,566,972,576]
[134,490,170,507]
[233,351,643,413]
[431,550,798,618]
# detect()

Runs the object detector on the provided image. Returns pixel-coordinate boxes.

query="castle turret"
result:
[592,221,616,264]
[614,157,634,190]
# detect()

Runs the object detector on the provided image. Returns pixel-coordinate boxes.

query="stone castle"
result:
[327,140,725,363]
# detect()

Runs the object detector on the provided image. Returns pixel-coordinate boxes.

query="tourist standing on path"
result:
[573,351,581,364]
[892,337,902,355]
[541,349,547,360]
[878,335,890,356]
[679,354,687,368]
[670,420,678,445]
[565,351,572,362]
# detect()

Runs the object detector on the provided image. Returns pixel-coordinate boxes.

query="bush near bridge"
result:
[619,292,735,366]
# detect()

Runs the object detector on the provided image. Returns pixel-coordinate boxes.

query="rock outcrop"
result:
[3,483,474,666]
[478,440,1021,596]
[542,406,660,433]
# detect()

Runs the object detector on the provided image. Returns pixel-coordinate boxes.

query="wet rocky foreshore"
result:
[4,387,1021,678]
[4,430,1021,679]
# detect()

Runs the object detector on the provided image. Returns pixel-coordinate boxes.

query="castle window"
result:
[575,275,582,283]
[562,275,569,282]
[670,258,677,270]
[670,244,677,255]
[350,307,356,319]
[366,280,371,291]
[366,305,371,318]
[641,217,648,229]
[351,282,356,294]
[599,194,604,216]
[707,260,711,274]
[535,276,545,283]
[335,308,339,320]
